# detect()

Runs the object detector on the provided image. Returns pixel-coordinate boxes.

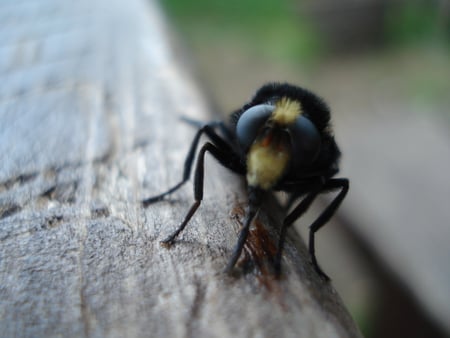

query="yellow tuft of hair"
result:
[272,97,302,125]
[246,142,290,190]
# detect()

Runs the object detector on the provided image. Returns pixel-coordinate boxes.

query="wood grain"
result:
[0,0,362,337]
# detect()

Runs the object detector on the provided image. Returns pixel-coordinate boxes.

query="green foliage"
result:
[160,0,322,63]
[384,2,447,46]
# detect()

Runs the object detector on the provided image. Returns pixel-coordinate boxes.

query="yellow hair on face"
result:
[245,97,301,189]
[246,140,290,190]
[272,97,302,125]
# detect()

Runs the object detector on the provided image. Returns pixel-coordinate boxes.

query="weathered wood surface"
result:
[0,0,362,337]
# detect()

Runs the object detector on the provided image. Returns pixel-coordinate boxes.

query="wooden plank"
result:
[0,0,362,337]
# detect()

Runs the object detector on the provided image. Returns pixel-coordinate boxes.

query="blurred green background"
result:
[161,0,449,117]
[158,0,450,337]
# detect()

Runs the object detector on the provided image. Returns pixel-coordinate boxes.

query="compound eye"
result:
[236,104,274,152]
[290,116,321,168]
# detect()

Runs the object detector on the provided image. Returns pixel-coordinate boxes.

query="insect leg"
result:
[308,178,349,280]
[181,117,234,142]
[142,124,242,206]
[275,186,322,276]
[161,142,241,245]
[224,187,262,274]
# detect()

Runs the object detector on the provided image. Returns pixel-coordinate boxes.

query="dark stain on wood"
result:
[230,202,281,293]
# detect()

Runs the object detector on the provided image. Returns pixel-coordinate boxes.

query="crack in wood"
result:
[186,278,207,338]
[0,209,120,242]
[90,204,111,219]
[0,173,38,192]
[1,151,115,193]
[40,181,78,204]
[76,225,91,338]
[44,214,65,228]
[0,203,21,219]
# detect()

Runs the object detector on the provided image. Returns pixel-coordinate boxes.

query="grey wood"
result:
[0,0,362,337]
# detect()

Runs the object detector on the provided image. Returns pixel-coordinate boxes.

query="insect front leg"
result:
[161,142,243,246]
[142,128,204,206]
[142,124,241,206]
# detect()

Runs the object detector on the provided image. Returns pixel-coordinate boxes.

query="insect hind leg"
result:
[275,189,320,276]
[309,178,349,280]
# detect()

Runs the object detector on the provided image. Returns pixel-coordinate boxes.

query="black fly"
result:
[143,82,349,280]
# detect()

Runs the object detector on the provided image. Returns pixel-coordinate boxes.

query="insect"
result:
[143,82,348,280]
